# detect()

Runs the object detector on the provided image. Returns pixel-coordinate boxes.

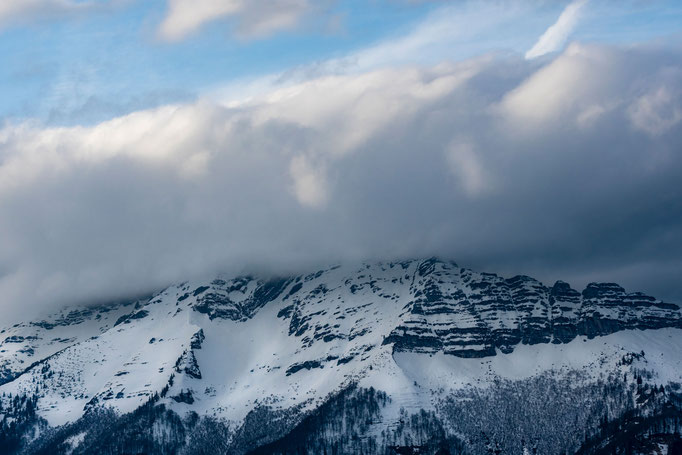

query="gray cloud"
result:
[1,43,682,323]
[157,0,328,41]
[0,0,126,31]
[0,0,83,29]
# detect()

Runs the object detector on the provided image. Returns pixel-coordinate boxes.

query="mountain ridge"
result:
[1,258,681,454]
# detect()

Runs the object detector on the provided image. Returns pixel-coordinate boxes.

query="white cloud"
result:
[206,1,534,113]
[0,0,122,29]
[289,155,328,208]
[0,0,81,27]
[157,0,312,41]
[1,45,682,322]
[525,0,589,60]
[323,1,534,74]
[499,44,621,128]
[446,140,491,196]
[628,83,682,136]
[248,65,478,155]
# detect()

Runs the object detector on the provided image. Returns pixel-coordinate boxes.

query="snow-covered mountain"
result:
[1,258,681,454]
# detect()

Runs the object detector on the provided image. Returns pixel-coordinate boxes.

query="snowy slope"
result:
[0,300,141,386]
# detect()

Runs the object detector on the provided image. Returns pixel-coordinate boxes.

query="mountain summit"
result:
[2,258,681,454]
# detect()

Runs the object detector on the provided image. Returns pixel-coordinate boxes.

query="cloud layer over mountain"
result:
[1,43,681,320]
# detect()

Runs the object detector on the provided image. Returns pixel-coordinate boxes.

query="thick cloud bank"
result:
[1,43,682,320]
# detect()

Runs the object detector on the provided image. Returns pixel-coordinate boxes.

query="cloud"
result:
[502,43,621,126]
[628,68,682,136]
[0,0,82,27]
[332,1,534,73]
[207,1,535,107]
[525,0,589,59]
[446,140,492,196]
[289,155,328,208]
[1,44,682,323]
[0,0,120,30]
[157,0,315,41]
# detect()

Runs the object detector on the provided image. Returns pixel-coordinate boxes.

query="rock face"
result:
[186,259,680,361]
[381,259,681,357]
[190,277,292,321]
[173,257,682,359]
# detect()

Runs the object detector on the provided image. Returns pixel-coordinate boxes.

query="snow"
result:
[390,328,682,389]
[1,288,199,426]
[64,431,87,454]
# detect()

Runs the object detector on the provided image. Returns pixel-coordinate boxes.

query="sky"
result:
[1,0,682,321]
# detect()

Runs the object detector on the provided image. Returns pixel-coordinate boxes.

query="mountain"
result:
[1,258,681,454]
